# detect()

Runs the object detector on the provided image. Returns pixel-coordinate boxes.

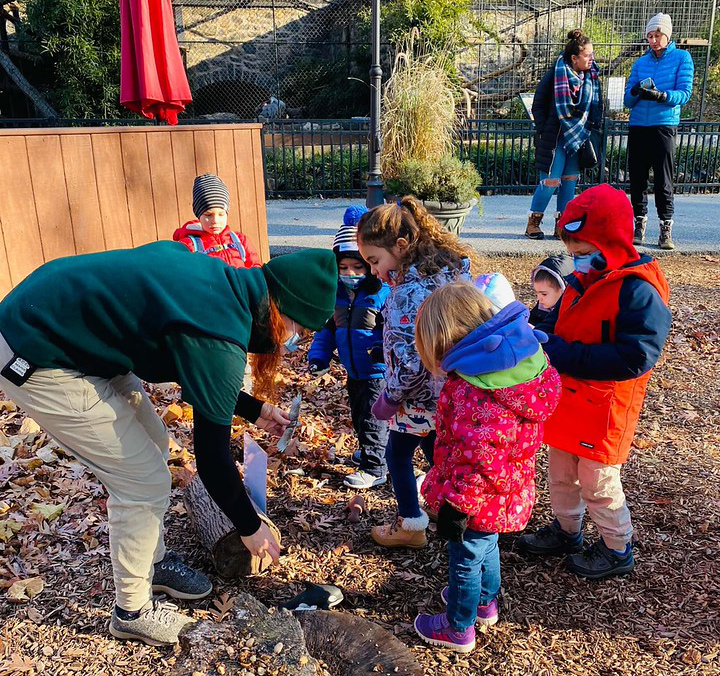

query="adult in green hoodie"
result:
[0,241,337,646]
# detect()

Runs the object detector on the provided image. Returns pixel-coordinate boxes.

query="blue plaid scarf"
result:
[553,55,602,153]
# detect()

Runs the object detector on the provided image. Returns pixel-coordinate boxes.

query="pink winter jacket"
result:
[422,367,561,533]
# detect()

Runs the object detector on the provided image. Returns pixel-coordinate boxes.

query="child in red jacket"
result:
[173,173,262,268]
[412,281,561,653]
[518,184,671,580]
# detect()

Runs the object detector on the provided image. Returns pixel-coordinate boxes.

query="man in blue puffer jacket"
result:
[624,13,694,250]
[308,206,392,489]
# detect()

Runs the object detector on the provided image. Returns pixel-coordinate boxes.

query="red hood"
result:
[173,220,232,242]
[557,184,639,271]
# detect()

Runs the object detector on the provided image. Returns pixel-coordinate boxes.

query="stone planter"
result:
[422,197,478,236]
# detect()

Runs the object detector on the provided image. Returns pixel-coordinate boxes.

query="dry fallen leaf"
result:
[0,519,22,542]
[210,592,236,623]
[161,404,183,424]
[30,502,64,521]
[6,577,44,602]
[18,418,41,435]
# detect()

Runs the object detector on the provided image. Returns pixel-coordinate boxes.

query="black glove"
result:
[367,346,385,363]
[639,87,667,103]
[630,82,641,96]
[437,503,468,543]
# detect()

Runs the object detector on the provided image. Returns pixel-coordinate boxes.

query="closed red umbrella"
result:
[120,0,192,125]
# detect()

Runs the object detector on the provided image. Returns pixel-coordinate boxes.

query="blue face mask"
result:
[340,273,366,289]
[573,252,605,274]
[283,322,301,352]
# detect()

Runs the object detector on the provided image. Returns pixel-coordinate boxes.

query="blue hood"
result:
[441,301,548,375]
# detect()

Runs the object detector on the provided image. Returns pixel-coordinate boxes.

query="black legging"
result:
[628,125,676,221]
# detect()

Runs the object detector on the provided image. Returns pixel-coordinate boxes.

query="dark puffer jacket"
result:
[532,67,563,174]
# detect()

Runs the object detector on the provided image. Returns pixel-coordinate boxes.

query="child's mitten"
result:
[437,503,468,542]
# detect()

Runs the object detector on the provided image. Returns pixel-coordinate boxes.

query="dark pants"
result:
[385,430,436,519]
[347,377,388,477]
[628,125,676,221]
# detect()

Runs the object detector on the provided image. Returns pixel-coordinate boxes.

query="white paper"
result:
[243,432,267,514]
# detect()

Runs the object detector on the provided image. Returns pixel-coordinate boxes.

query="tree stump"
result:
[183,474,281,579]
[173,592,317,676]
[297,611,423,675]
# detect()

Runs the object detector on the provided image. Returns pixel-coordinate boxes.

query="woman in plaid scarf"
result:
[526,29,603,240]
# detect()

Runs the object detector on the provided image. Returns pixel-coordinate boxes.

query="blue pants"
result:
[385,430,435,519]
[530,139,580,215]
[446,530,501,630]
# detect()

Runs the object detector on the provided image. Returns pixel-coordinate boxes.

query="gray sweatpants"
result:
[0,333,170,611]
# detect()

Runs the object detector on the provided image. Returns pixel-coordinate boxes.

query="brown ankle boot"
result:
[371,513,428,549]
[554,212,563,239]
[658,219,675,250]
[525,212,544,240]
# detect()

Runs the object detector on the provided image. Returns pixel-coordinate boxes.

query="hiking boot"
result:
[524,211,545,240]
[554,211,563,239]
[371,513,428,549]
[516,519,583,556]
[658,219,675,250]
[440,587,499,626]
[633,215,647,245]
[414,612,475,653]
[152,551,213,600]
[566,540,635,580]
[343,470,387,489]
[109,598,195,646]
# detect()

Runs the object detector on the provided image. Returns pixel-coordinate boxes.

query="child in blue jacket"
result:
[309,206,391,489]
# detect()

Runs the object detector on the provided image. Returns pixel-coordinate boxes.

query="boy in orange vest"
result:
[518,183,671,579]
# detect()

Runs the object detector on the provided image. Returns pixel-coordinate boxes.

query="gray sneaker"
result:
[343,470,387,489]
[109,598,195,646]
[152,551,213,600]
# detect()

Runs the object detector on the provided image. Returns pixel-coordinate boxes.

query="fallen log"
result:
[183,473,281,579]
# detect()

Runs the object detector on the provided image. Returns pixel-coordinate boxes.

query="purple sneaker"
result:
[414,612,475,653]
[441,587,499,627]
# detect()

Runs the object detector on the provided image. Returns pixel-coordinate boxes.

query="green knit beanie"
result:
[262,249,337,331]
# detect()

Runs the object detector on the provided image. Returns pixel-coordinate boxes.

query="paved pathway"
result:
[267,193,720,256]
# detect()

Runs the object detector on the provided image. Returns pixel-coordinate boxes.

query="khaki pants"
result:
[548,446,633,551]
[0,333,170,611]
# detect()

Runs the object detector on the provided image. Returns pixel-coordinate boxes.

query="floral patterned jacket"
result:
[422,366,561,532]
[383,258,471,435]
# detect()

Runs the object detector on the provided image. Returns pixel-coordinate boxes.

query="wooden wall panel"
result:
[61,134,106,254]
[0,124,267,297]
[26,135,75,261]
[92,134,133,250]
[0,136,45,286]
[121,133,158,245]
[147,133,180,240]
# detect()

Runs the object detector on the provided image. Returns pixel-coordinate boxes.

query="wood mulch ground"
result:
[1,254,718,676]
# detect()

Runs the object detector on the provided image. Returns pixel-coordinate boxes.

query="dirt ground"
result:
[1,254,719,676]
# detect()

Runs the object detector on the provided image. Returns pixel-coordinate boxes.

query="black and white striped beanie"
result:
[192,173,230,217]
[332,205,368,260]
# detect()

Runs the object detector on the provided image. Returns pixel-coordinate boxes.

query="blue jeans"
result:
[446,530,501,630]
[530,138,580,215]
[385,430,435,519]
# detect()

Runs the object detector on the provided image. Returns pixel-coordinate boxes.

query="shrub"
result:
[385,155,481,202]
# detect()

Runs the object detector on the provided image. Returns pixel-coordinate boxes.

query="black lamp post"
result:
[365,0,384,208]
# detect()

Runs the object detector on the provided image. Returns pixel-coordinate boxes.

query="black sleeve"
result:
[542,277,671,381]
[532,69,553,131]
[193,411,262,537]
[536,297,560,334]
[234,391,263,423]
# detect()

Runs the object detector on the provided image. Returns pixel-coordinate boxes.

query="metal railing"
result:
[1,116,719,195]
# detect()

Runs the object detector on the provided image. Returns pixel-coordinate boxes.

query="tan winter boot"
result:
[371,513,429,549]
[524,211,545,240]
[633,216,647,245]
[554,211,563,239]
[658,219,675,250]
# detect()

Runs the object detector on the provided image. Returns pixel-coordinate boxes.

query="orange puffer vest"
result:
[543,259,669,464]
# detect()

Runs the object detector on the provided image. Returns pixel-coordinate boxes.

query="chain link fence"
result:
[175,0,717,121]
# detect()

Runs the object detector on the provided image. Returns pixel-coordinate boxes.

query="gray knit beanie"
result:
[192,173,230,217]
[646,13,672,39]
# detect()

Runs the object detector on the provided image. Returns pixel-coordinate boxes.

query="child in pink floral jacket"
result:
[412,281,561,654]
